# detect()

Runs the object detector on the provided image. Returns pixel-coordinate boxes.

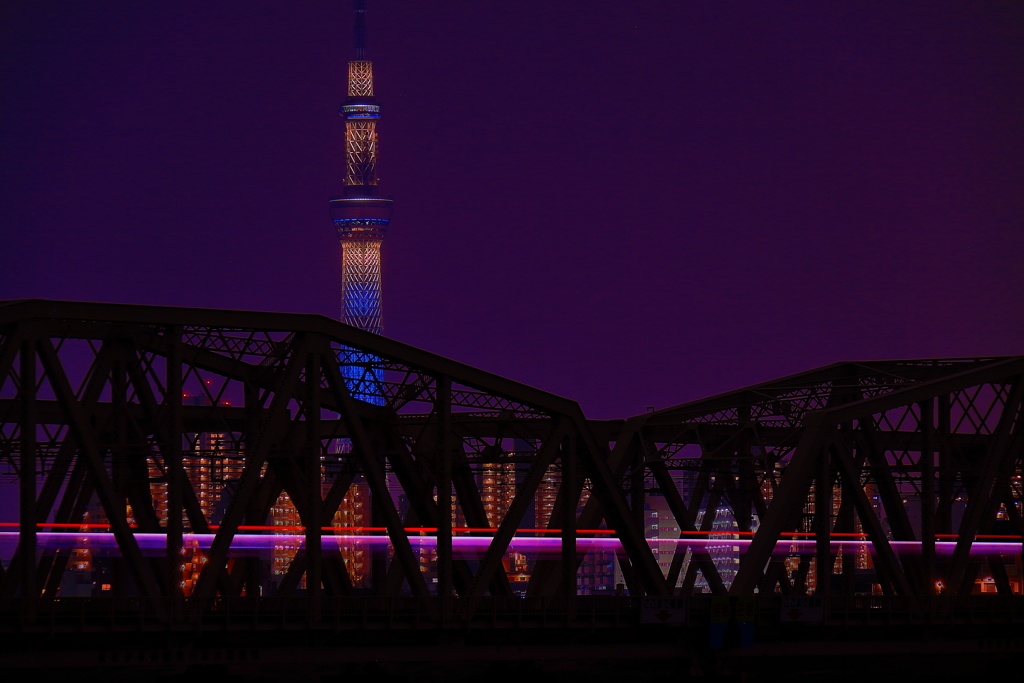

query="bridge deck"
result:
[2,594,1023,633]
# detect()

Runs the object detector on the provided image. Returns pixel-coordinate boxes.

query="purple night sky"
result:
[1,1,1022,420]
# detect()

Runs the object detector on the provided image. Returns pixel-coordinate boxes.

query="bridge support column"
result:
[20,339,37,617]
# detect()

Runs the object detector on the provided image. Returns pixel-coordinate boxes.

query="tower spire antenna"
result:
[353,0,367,60]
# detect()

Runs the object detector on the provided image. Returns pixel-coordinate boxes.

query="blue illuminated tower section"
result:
[329,0,390,405]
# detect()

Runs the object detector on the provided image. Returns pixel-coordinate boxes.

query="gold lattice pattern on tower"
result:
[347,60,374,97]
[341,240,383,334]
[345,121,378,186]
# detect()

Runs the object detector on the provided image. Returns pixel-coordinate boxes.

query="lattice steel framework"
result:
[344,118,378,187]
[0,299,1020,630]
[598,358,1024,599]
[0,300,667,619]
[347,60,374,99]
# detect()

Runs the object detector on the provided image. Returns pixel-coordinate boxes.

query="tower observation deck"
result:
[329,0,390,404]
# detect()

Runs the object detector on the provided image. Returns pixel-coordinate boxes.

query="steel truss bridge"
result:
[0,300,1022,676]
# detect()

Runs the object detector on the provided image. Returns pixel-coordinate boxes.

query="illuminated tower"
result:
[329,0,390,404]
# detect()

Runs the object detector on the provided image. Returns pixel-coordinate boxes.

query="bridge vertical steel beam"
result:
[561,431,578,598]
[920,398,936,594]
[937,394,953,587]
[629,437,645,537]
[735,449,758,535]
[835,481,855,595]
[1003,486,1024,589]
[242,381,270,597]
[814,440,832,597]
[108,343,150,599]
[615,435,644,597]
[19,338,37,613]
[0,334,18,589]
[436,376,453,600]
[166,325,184,601]
[305,350,323,606]
[732,408,755,538]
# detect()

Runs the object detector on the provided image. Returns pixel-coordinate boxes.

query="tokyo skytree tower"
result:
[328,0,391,404]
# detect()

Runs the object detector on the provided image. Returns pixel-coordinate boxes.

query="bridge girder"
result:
[0,299,669,614]
[613,357,1024,598]
[0,300,1020,615]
